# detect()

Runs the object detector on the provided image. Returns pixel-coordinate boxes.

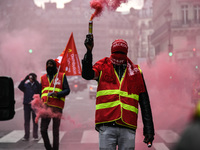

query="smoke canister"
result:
[147,142,152,147]
[89,20,93,34]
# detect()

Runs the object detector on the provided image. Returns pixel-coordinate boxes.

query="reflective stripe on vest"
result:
[96,90,139,114]
[96,90,139,100]
[96,100,138,114]
[41,87,65,101]
[41,94,65,102]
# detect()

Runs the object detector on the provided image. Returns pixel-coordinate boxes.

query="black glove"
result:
[25,75,29,81]
[84,34,94,52]
[143,134,154,147]
[50,92,58,97]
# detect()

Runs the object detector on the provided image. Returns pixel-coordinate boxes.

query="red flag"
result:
[55,32,82,76]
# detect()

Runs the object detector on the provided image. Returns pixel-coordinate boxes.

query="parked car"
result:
[88,80,97,99]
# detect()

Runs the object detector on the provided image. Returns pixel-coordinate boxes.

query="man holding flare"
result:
[82,30,155,149]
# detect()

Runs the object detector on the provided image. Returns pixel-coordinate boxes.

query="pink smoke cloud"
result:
[140,52,196,129]
[0,29,45,81]
[31,94,80,128]
[31,94,62,124]
[90,0,128,20]
[133,52,198,149]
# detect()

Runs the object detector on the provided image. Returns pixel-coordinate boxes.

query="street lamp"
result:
[164,10,173,57]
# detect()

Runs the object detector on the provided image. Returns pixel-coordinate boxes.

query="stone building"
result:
[0,0,140,77]
[137,0,155,64]
[151,0,200,65]
[41,1,139,63]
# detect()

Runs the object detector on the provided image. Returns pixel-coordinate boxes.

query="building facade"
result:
[41,1,139,63]
[0,0,140,78]
[137,0,155,64]
[151,0,200,67]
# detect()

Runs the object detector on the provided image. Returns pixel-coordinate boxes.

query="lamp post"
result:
[164,10,173,57]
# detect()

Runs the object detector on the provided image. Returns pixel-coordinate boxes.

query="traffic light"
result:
[193,48,196,57]
[169,51,173,57]
[168,44,173,57]
[29,49,33,53]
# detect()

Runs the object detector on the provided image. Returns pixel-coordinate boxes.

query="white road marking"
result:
[153,143,169,150]
[0,130,65,143]
[0,130,24,143]
[15,106,23,112]
[81,130,98,143]
[156,130,180,143]
[81,129,179,145]
[0,128,179,150]
[38,131,66,143]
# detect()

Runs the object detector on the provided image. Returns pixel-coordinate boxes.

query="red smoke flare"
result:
[31,94,62,124]
[90,0,128,20]
[90,0,103,20]
[31,94,78,126]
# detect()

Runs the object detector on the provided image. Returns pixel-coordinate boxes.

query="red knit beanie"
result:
[111,39,128,54]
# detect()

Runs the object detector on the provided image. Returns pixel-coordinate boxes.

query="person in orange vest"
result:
[82,34,155,149]
[40,59,70,150]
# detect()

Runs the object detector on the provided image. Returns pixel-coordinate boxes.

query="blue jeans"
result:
[99,126,136,150]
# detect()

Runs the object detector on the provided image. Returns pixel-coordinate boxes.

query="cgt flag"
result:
[55,32,81,76]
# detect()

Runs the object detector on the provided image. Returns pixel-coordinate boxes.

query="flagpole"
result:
[53,65,61,92]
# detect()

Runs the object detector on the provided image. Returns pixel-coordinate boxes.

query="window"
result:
[181,5,189,24]
[194,4,200,23]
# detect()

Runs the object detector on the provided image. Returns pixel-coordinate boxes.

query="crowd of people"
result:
[16,32,200,150]
[18,34,156,150]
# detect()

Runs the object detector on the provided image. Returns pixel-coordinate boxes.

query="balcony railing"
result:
[171,19,200,28]
[151,19,200,40]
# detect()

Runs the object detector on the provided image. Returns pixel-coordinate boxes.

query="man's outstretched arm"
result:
[82,34,95,80]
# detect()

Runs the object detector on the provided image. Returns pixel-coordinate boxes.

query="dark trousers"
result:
[41,117,61,150]
[23,104,38,139]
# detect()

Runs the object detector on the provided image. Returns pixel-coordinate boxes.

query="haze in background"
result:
[0,29,45,82]
[33,0,144,12]
[0,1,198,149]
